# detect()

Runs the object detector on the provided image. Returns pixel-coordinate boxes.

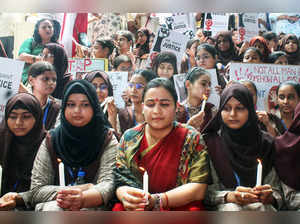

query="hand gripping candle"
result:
[58,159,65,186]
[200,95,207,112]
[140,167,149,204]
[256,159,262,186]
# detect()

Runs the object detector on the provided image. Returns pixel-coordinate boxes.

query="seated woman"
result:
[0,93,46,210]
[275,81,300,131]
[117,69,156,135]
[279,34,300,65]
[240,80,286,137]
[29,80,118,211]
[176,67,217,133]
[28,61,60,130]
[114,78,209,211]
[275,102,300,210]
[202,83,283,211]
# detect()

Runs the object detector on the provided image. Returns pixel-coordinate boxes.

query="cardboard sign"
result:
[238,13,259,42]
[106,72,128,108]
[173,69,220,108]
[68,58,109,78]
[203,13,229,37]
[148,25,189,72]
[0,58,24,121]
[229,62,300,112]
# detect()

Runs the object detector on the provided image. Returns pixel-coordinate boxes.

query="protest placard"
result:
[238,13,259,42]
[173,69,220,108]
[165,14,191,33]
[229,62,300,112]
[68,58,109,78]
[148,25,189,72]
[203,13,229,37]
[0,57,24,121]
[106,72,128,108]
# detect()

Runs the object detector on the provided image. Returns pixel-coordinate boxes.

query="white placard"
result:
[238,13,259,42]
[106,72,128,109]
[148,26,189,72]
[204,13,229,37]
[229,62,300,112]
[0,58,25,121]
[67,58,109,79]
[173,69,220,108]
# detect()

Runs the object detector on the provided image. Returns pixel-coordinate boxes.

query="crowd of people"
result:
[0,13,299,211]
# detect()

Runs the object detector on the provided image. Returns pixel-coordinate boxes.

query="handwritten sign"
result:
[229,62,300,112]
[68,58,109,78]
[238,13,259,42]
[0,58,24,121]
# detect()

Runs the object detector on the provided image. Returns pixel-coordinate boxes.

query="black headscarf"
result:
[203,83,274,188]
[279,34,300,65]
[51,80,110,168]
[0,93,46,195]
[275,102,300,190]
[84,70,114,97]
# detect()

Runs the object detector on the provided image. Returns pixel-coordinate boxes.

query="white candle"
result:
[256,159,262,186]
[0,165,2,194]
[58,159,65,186]
[201,95,207,112]
[143,171,148,194]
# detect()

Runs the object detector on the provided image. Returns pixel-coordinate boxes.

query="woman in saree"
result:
[114,77,209,211]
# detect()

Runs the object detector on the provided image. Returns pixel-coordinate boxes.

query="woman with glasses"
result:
[18,18,60,85]
[118,69,156,135]
[176,67,217,133]
[28,61,60,131]
[42,43,69,100]
[114,78,209,211]
[84,70,119,132]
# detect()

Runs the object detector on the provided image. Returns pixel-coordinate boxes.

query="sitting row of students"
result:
[0,72,300,211]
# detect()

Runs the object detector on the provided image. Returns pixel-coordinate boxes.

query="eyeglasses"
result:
[93,83,108,91]
[128,82,145,90]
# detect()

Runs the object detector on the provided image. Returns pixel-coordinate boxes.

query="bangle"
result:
[152,194,161,211]
[163,192,169,209]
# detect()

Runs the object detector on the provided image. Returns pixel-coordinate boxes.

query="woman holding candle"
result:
[0,93,46,210]
[176,67,217,133]
[114,78,209,211]
[275,102,300,210]
[29,80,118,211]
[202,83,283,211]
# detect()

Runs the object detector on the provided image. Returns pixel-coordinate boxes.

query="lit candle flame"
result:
[203,94,207,100]
[57,158,62,163]
[139,166,145,172]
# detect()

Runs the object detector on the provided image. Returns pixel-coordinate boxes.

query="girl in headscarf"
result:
[84,70,118,131]
[202,83,283,211]
[0,93,46,210]
[42,43,69,100]
[275,102,300,210]
[215,31,240,66]
[249,36,271,63]
[28,61,60,131]
[279,34,300,65]
[30,80,118,211]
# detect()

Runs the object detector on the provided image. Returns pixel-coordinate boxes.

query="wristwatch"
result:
[32,56,36,63]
